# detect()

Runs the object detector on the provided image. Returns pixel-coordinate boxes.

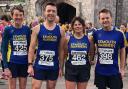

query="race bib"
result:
[38,50,55,66]
[71,50,87,65]
[13,41,27,55]
[98,48,114,64]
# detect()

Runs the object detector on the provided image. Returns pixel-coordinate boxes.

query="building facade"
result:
[1,0,128,27]
[26,0,95,24]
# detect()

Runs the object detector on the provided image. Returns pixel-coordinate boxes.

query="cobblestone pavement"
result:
[0,66,128,89]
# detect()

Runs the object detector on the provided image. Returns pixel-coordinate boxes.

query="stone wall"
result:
[122,0,128,23]
[94,0,116,27]
[26,0,128,26]
[28,0,95,23]
[94,0,128,27]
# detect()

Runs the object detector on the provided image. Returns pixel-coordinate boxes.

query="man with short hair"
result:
[27,2,65,89]
[93,9,125,89]
[2,5,31,89]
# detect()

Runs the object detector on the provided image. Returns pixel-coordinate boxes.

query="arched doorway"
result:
[57,3,76,24]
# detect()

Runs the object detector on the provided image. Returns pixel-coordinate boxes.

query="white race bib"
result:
[71,50,87,65]
[98,48,114,64]
[13,41,27,55]
[38,50,55,66]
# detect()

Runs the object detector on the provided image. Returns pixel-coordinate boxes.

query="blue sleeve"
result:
[1,27,9,68]
[119,32,125,49]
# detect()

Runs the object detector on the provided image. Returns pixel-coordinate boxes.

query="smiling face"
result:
[71,17,85,35]
[99,12,112,29]
[11,9,24,26]
[44,5,57,23]
[73,20,84,34]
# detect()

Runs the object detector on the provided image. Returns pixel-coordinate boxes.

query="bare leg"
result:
[19,77,27,89]
[77,82,88,89]
[32,78,42,89]
[65,80,76,89]
[46,80,57,89]
[8,78,16,89]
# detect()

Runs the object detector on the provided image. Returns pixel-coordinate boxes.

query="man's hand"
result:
[0,52,2,61]
[27,65,34,77]
[2,68,12,80]
[89,60,95,65]
[58,68,63,78]
[120,69,125,79]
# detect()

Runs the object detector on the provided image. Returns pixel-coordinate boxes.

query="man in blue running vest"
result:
[93,9,125,89]
[27,2,65,89]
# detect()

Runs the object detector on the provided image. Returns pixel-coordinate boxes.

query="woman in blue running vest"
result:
[64,17,94,89]
[2,5,31,89]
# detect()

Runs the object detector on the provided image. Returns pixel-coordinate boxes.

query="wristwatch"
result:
[28,63,33,66]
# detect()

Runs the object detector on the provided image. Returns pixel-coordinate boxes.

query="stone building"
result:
[26,0,95,25]
[0,0,127,27]
[94,0,128,27]
[26,0,128,27]
[26,0,128,26]
[0,0,25,16]
[0,1,14,15]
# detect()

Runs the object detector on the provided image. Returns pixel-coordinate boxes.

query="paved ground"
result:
[0,66,128,89]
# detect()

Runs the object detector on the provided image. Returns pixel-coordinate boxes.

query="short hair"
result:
[44,2,57,11]
[99,8,112,18]
[11,5,24,16]
[121,23,127,28]
[1,14,10,21]
[71,16,86,33]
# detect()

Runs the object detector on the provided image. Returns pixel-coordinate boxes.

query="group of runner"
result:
[0,2,126,89]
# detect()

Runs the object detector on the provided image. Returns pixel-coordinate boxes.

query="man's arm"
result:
[59,28,65,74]
[119,32,126,78]
[28,25,40,64]
[1,27,12,79]
[1,27,9,69]
[88,36,96,64]
[120,47,125,77]
[27,25,40,76]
